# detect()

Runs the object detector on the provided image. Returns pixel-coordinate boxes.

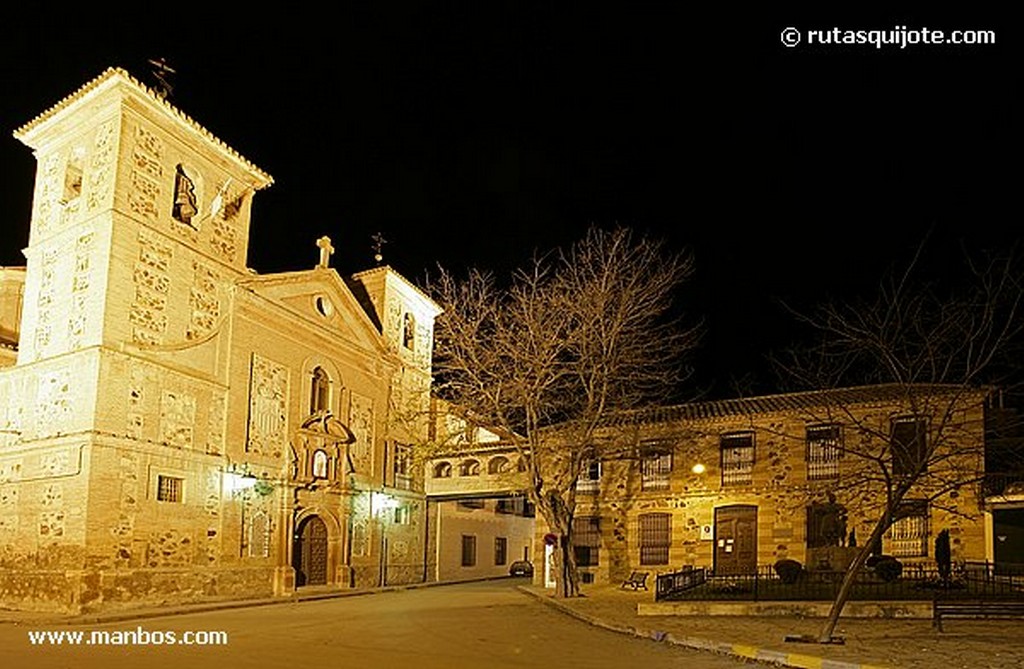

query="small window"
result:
[403,313,416,351]
[721,432,755,486]
[310,367,330,414]
[62,148,84,204]
[495,498,515,514]
[394,443,412,490]
[495,537,508,566]
[641,449,672,491]
[394,505,411,525]
[891,417,927,478]
[157,475,183,503]
[172,164,199,227]
[577,460,601,493]
[457,499,485,511]
[461,534,477,567]
[433,461,452,478]
[312,449,329,479]
[459,459,480,477]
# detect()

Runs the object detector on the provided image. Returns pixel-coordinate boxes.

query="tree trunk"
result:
[537,492,580,597]
[816,511,892,642]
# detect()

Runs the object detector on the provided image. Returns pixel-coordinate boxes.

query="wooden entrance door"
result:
[294,515,329,586]
[714,505,757,575]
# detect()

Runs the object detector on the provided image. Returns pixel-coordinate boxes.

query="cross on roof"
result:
[316,236,335,268]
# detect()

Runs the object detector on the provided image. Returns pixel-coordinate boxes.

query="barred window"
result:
[393,443,412,489]
[721,432,755,486]
[157,475,183,503]
[641,450,672,491]
[806,424,842,480]
[638,513,670,565]
[495,537,508,566]
[573,516,601,567]
[889,499,928,557]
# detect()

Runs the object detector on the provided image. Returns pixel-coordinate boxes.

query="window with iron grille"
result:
[720,432,754,486]
[806,424,842,480]
[638,513,670,565]
[641,450,672,491]
[393,443,412,490]
[157,475,183,503]
[461,534,477,567]
[891,417,927,478]
[577,460,601,493]
[495,537,507,566]
[573,516,601,566]
[888,499,928,557]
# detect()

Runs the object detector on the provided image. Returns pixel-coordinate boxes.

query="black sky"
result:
[0,8,1018,399]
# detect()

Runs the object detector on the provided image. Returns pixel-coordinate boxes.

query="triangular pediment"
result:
[238,268,388,355]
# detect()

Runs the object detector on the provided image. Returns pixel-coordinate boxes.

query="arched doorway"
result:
[293,515,329,586]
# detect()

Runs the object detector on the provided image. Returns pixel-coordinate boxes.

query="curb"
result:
[515,587,889,669]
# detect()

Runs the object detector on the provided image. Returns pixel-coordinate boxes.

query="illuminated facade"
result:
[0,69,440,612]
[557,385,993,585]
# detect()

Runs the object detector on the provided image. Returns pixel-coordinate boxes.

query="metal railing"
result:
[654,562,1024,602]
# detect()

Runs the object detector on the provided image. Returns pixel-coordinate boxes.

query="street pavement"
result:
[0,579,748,669]
[3,578,1023,668]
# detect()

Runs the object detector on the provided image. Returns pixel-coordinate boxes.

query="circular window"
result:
[314,295,334,318]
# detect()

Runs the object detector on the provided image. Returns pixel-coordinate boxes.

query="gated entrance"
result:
[293,515,329,586]
[713,505,757,575]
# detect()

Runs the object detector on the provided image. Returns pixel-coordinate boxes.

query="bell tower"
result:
[14,67,273,362]
[0,68,273,612]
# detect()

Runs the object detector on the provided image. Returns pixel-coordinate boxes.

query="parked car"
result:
[509,560,534,577]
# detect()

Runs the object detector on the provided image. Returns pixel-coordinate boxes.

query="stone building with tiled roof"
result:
[551,383,994,585]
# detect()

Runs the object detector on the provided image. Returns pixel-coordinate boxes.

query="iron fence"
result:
[655,562,1024,602]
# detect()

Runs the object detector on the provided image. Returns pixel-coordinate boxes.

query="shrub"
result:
[774,558,804,584]
[873,556,903,582]
[935,529,952,581]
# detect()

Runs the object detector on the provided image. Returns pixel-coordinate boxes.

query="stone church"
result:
[0,68,441,612]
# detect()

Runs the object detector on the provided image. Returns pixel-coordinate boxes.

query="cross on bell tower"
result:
[316,236,335,268]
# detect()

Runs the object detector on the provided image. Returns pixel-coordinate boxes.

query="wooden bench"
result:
[933,599,1024,631]
[621,570,649,591]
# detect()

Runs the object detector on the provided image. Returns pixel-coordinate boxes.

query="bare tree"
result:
[430,227,699,597]
[773,243,1024,642]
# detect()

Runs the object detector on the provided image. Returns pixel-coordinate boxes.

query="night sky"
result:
[0,8,1017,399]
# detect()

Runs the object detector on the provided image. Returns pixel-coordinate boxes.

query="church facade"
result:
[0,68,439,613]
